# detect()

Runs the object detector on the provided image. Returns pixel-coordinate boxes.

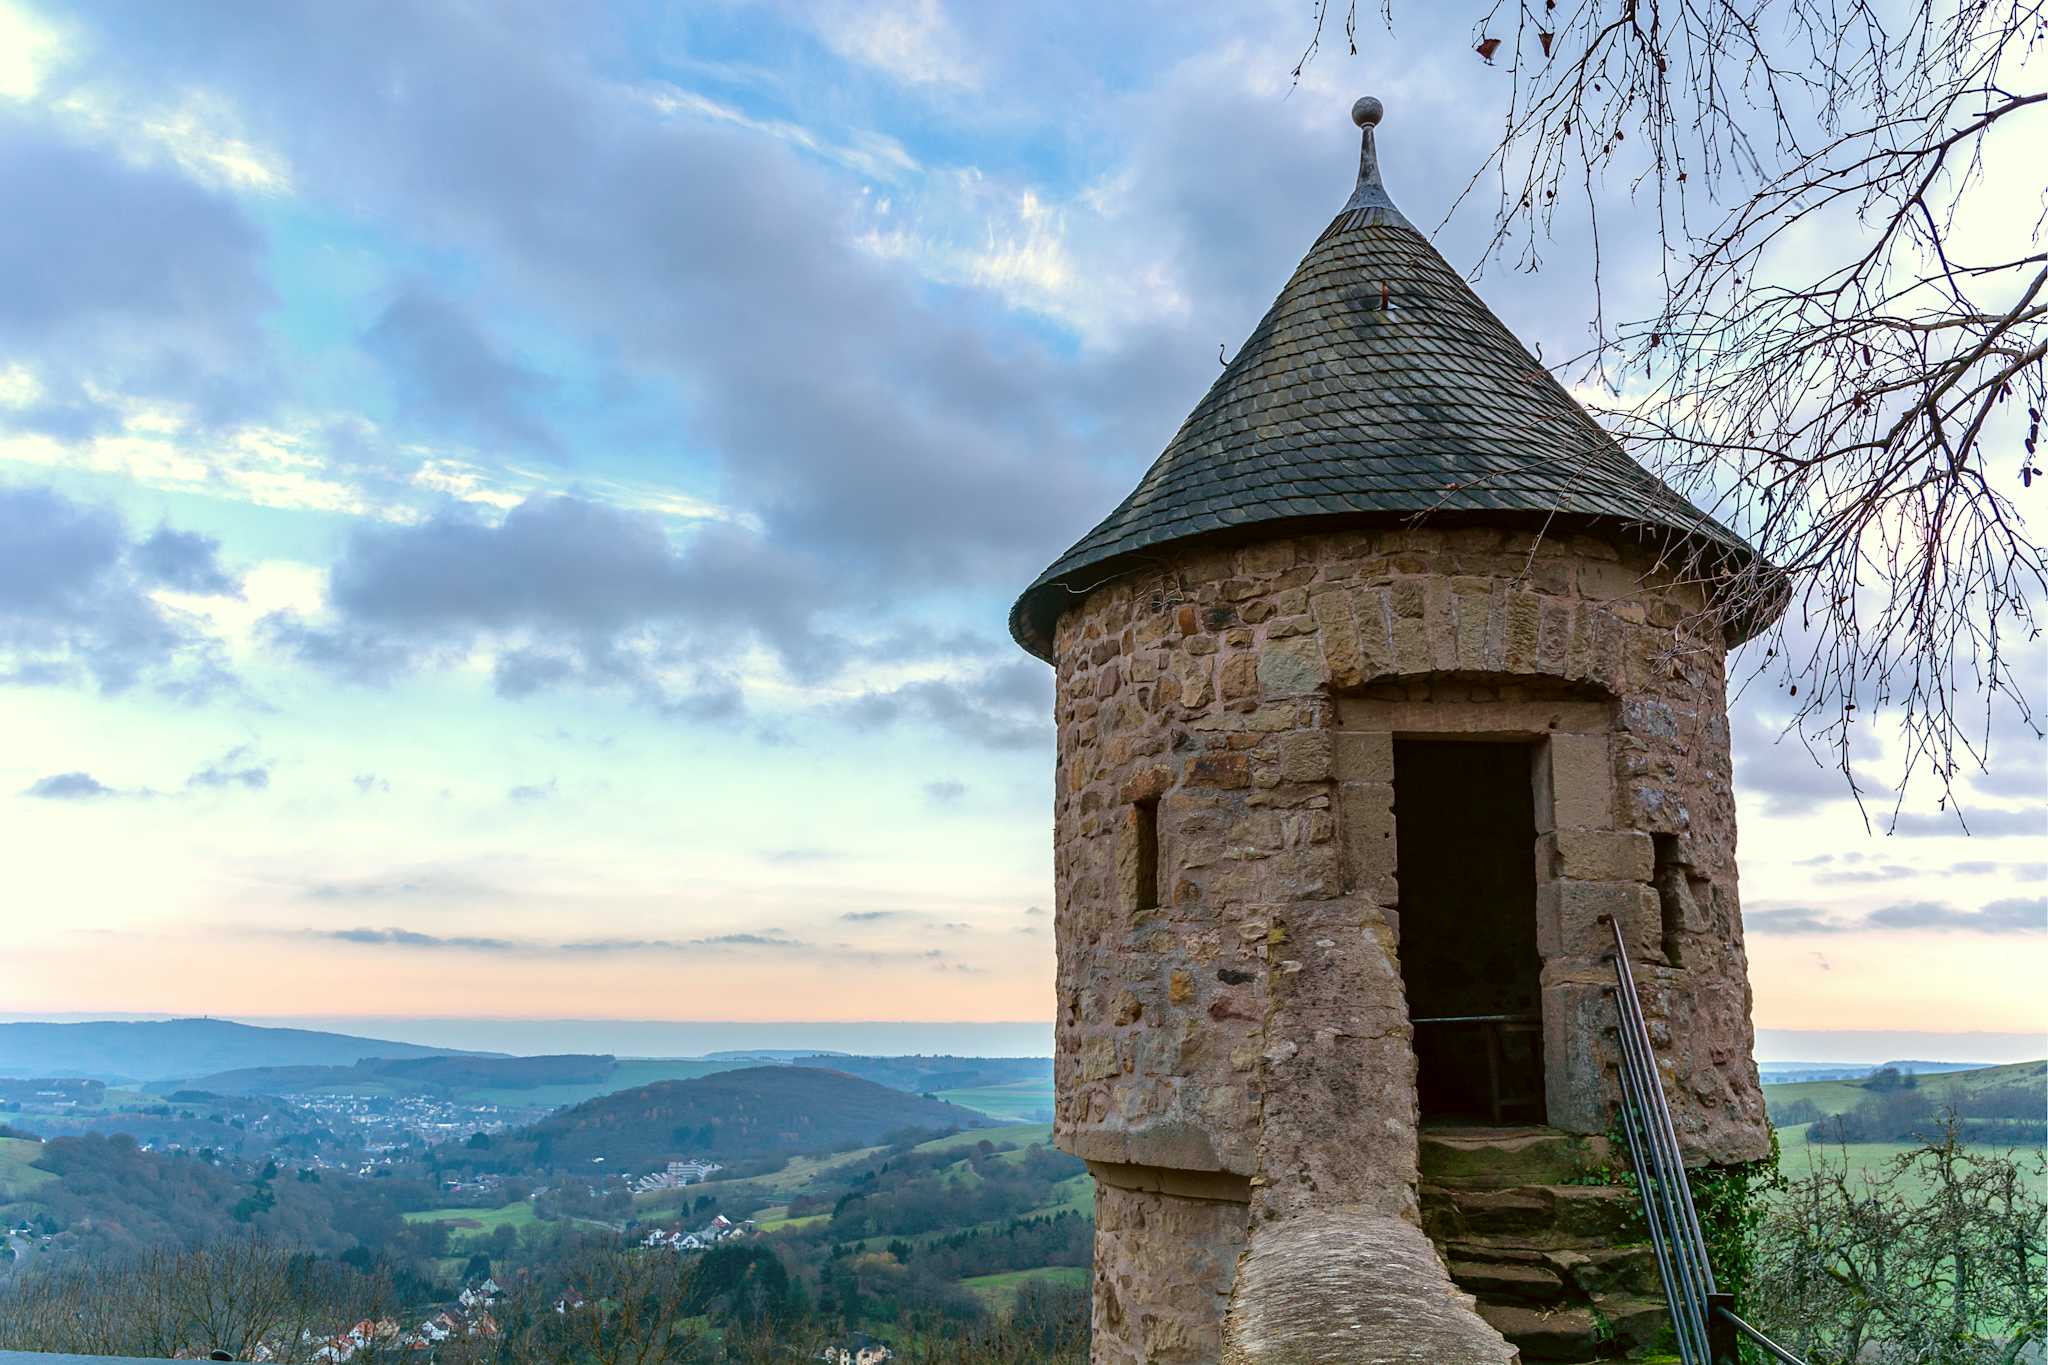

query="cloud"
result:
[1745,907,1850,934]
[352,773,390,795]
[1865,898,2045,934]
[805,0,982,89]
[21,771,114,800]
[1884,805,2044,839]
[323,927,517,951]
[1753,897,2047,935]
[843,661,1052,750]
[1811,864,1916,885]
[1729,706,1891,817]
[268,494,844,704]
[922,779,967,806]
[185,745,270,791]
[841,910,905,923]
[0,102,274,431]
[0,484,236,697]
[759,847,843,865]
[299,925,814,954]
[303,873,490,902]
[26,2,1121,594]
[133,526,239,595]
[361,284,562,459]
[506,779,557,803]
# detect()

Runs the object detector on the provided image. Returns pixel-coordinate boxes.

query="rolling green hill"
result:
[496,1066,989,1171]
[1765,1058,2045,1119]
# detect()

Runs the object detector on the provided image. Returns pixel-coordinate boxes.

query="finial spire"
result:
[1341,95,1407,225]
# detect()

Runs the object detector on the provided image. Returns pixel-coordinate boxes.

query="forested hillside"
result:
[491,1067,988,1171]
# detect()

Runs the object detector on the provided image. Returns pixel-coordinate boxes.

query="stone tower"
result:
[1009,98,1782,1365]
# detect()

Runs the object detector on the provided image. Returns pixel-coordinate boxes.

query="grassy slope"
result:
[935,1081,1056,1122]
[959,1265,1088,1306]
[1763,1059,2046,1118]
[1765,1061,2048,1205]
[403,1200,540,1246]
[913,1123,1052,1154]
[0,1136,55,1203]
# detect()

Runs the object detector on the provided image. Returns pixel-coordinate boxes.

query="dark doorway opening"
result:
[1393,739,1545,1124]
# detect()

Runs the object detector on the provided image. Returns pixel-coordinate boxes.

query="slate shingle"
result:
[1009,109,1763,662]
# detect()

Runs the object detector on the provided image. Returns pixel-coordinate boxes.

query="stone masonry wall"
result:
[1090,1183,1246,1364]
[1049,524,1770,1360]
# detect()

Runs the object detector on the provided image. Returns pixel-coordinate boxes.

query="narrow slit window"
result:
[1652,833,1688,966]
[1130,799,1160,912]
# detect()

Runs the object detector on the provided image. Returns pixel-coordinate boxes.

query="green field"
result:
[752,1204,829,1233]
[464,1058,750,1108]
[403,1200,539,1244]
[0,1137,54,1203]
[958,1266,1088,1306]
[936,1081,1057,1122]
[913,1123,1053,1154]
[1762,1059,2046,1120]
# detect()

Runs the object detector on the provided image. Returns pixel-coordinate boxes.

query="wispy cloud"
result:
[1749,897,2045,935]
[323,927,517,951]
[21,771,115,800]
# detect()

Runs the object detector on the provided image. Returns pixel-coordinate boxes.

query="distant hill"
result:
[789,1055,1052,1093]
[0,1018,493,1083]
[154,1053,615,1098]
[1765,1059,2047,1120]
[498,1066,990,1170]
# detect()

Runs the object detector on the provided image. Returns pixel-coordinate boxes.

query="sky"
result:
[0,0,2041,1049]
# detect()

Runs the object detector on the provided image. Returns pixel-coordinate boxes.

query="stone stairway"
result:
[1419,1126,1672,1362]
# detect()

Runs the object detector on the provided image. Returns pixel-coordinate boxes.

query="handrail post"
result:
[1706,1292,1740,1365]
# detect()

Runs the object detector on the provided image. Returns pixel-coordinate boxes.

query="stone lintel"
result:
[1087,1158,1254,1205]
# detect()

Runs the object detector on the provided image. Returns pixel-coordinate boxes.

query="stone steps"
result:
[1417,1125,1668,1361]
[1475,1298,1669,1362]
[1419,1125,1613,1188]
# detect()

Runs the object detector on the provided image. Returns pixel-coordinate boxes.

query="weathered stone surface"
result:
[1448,1258,1566,1303]
[1044,525,1769,1362]
[1222,1214,1518,1364]
[1541,828,1656,883]
[1092,1183,1247,1365]
[1418,1127,1610,1189]
[1474,1302,1600,1361]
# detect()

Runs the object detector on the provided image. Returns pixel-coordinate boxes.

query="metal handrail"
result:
[1605,916,1807,1365]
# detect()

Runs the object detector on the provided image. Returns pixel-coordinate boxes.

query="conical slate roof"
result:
[1010,97,1763,662]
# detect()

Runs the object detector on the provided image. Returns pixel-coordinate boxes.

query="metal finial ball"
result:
[1352,96,1384,128]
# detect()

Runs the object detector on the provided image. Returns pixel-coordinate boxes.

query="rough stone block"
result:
[1219,652,1258,700]
[1537,880,1660,960]
[1279,731,1334,783]
[1540,828,1654,883]
[1475,1301,1600,1361]
[1333,729,1394,782]
[1257,636,1328,696]
[1341,781,1397,888]
[1310,590,1364,687]
[1448,1258,1564,1304]
[1504,592,1542,671]
[1186,753,1251,789]
[1541,732,1613,830]
[1391,616,1430,674]
[1541,976,1619,1134]
[1353,587,1395,676]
